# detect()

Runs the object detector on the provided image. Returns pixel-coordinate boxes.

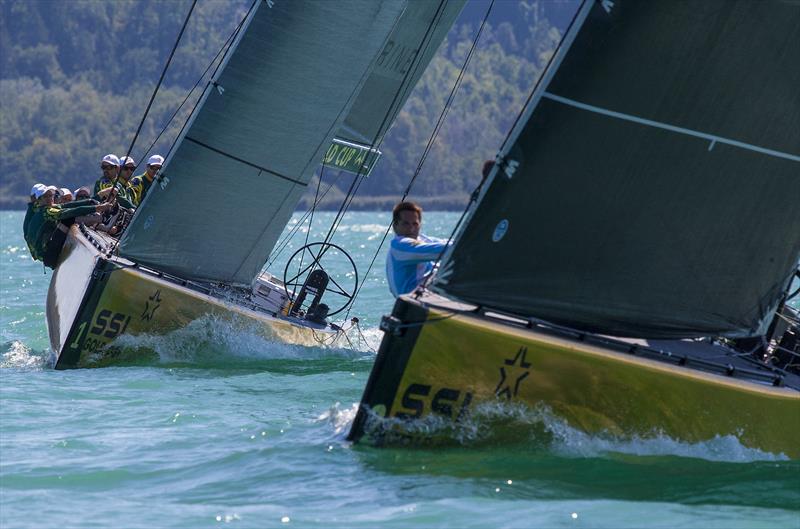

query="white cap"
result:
[147,154,164,166]
[101,154,120,166]
[30,183,46,196]
[120,156,136,167]
[36,185,58,199]
[60,187,72,196]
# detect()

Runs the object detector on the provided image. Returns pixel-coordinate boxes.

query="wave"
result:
[337,401,789,463]
[1,340,53,370]
[88,314,375,368]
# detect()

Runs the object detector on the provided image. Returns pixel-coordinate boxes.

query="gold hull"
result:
[47,226,332,368]
[349,294,800,458]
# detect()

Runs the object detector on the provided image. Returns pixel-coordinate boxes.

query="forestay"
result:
[433,0,800,338]
[119,1,418,285]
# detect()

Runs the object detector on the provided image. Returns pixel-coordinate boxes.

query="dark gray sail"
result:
[117,1,408,285]
[433,0,800,338]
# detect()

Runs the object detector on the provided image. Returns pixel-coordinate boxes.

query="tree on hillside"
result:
[0,0,565,209]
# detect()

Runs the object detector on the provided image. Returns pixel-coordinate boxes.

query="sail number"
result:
[90,309,132,339]
[68,309,131,351]
[395,383,472,420]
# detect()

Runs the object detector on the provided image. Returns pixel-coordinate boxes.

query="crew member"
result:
[24,183,46,257]
[93,154,136,209]
[58,188,74,203]
[26,186,112,266]
[386,201,450,297]
[129,154,163,206]
[93,154,120,198]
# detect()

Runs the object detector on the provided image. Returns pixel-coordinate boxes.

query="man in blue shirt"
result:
[386,201,449,297]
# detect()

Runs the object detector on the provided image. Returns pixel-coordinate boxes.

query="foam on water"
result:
[354,401,790,463]
[1,340,51,370]
[100,314,373,366]
[317,402,361,437]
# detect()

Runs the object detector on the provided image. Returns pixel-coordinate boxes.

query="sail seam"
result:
[185,136,308,186]
[542,92,800,163]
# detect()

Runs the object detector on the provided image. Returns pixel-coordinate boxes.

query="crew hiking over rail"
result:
[22,151,163,266]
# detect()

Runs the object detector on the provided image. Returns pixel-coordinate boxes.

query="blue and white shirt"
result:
[386,234,449,297]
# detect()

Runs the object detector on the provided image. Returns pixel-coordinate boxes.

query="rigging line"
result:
[418,0,590,288]
[266,170,345,267]
[168,0,257,153]
[108,0,198,254]
[320,11,454,292]
[344,0,495,320]
[112,0,198,192]
[319,0,451,251]
[295,166,326,290]
[117,0,260,252]
[281,0,451,305]
[498,0,588,152]
[245,3,437,278]
[404,0,495,197]
[137,6,250,168]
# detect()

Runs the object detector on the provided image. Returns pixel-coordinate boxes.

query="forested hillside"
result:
[0,0,571,209]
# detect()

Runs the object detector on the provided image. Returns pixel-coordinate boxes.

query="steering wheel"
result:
[282,242,359,317]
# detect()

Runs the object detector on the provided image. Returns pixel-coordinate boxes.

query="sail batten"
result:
[433,0,800,339]
[541,93,800,163]
[184,136,308,186]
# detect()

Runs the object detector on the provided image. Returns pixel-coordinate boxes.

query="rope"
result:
[343,0,495,320]
[135,6,251,172]
[294,167,326,289]
[111,0,259,256]
[112,0,198,192]
[498,0,588,152]
[415,0,590,290]
[353,319,376,354]
[318,0,451,253]
[274,0,451,315]
[267,168,346,267]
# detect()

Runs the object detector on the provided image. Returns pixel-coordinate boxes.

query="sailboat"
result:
[348,0,800,457]
[46,0,465,369]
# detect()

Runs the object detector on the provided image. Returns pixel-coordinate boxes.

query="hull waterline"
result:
[349,293,800,459]
[47,226,333,368]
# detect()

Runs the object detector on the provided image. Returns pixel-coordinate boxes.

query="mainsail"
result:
[433,0,800,338]
[119,0,463,285]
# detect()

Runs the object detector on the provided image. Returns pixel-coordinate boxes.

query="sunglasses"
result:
[148,165,162,169]
[101,165,116,170]
[123,166,135,170]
